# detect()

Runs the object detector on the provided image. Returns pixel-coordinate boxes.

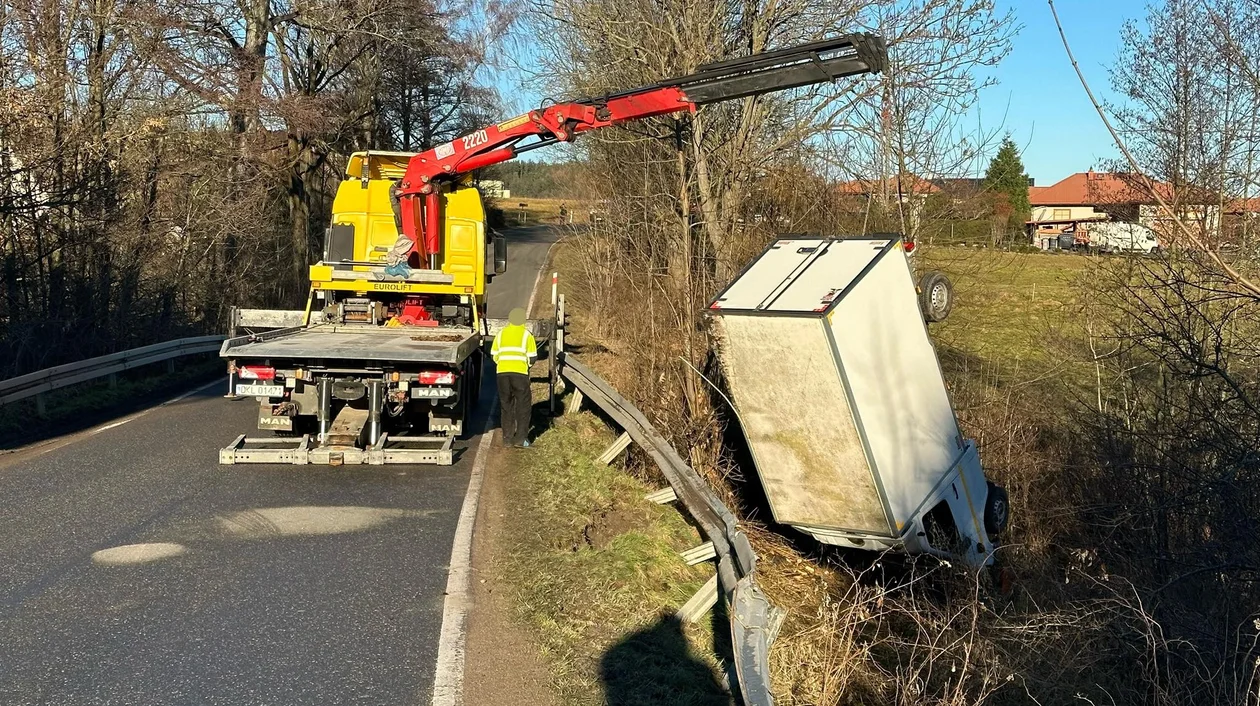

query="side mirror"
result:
[493,233,507,274]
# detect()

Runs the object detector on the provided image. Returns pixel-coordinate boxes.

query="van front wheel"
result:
[984,482,1010,536]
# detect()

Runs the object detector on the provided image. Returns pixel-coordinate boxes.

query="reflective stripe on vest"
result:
[492,325,536,374]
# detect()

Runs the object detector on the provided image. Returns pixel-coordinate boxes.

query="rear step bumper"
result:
[219,433,454,466]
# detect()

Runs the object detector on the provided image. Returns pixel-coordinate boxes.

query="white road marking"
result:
[0,378,225,464]
[92,419,134,433]
[82,379,222,440]
[430,428,494,706]
[431,228,557,705]
[526,238,561,316]
[160,378,222,407]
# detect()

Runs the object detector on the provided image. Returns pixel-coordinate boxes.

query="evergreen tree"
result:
[984,136,1032,229]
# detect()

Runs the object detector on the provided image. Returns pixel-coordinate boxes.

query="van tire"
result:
[984,482,1010,536]
[918,271,954,323]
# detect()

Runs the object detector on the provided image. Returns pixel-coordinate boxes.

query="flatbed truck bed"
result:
[220,324,482,366]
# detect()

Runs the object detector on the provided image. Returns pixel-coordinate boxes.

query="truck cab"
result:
[314,150,505,328]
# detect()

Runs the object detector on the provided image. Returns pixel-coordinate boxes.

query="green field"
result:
[919,247,1093,377]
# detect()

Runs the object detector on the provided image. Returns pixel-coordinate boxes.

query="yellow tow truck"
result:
[219,152,512,465]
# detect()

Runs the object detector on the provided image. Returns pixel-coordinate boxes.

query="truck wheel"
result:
[918,271,953,323]
[984,482,1010,536]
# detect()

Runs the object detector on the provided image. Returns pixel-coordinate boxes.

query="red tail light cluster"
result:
[416,371,456,385]
[238,365,276,380]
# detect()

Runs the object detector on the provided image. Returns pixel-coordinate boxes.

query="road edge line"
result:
[526,236,561,317]
[430,428,494,706]
[431,225,557,705]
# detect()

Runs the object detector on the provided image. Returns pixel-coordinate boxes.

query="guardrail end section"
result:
[731,577,783,706]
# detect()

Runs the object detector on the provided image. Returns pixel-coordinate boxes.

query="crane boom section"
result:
[395,33,888,260]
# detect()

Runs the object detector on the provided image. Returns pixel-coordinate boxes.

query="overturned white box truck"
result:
[708,236,1008,565]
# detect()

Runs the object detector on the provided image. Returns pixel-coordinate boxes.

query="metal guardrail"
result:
[0,335,225,408]
[559,356,784,705]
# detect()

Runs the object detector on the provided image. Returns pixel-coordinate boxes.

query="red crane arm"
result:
[393,33,889,264]
[398,87,694,194]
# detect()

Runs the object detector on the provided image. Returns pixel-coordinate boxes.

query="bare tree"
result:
[0,0,499,377]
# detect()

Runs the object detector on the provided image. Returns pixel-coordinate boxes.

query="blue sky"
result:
[979,0,1148,184]
[488,0,1151,184]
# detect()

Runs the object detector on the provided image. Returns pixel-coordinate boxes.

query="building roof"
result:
[1225,197,1260,215]
[1029,170,1178,206]
[836,174,941,196]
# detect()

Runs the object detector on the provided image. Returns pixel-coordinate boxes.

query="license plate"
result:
[237,384,284,397]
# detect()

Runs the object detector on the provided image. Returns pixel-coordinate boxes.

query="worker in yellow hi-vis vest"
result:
[491,307,538,448]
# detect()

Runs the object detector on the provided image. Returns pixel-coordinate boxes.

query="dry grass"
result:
[496,409,729,705]
[488,197,594,226]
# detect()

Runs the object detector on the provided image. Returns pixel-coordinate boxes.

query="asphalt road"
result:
[0,224,560,706]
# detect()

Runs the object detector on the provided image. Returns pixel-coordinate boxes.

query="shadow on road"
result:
[599,615,729,706]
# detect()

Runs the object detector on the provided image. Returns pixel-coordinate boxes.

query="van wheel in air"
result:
[918,271,954,323]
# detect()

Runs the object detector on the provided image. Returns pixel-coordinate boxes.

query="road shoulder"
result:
[463,442,562,706]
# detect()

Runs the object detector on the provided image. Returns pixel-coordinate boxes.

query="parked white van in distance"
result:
[1085,221,1161,254]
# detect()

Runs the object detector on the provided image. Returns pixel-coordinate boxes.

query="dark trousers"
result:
[497,373,532,446]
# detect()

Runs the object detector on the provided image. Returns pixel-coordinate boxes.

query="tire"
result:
[984,482,1010,536]
[918,271,954,323]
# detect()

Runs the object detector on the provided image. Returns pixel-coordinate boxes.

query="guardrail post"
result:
[558,294,565,358]
[596,431,633,465]
[548,274,560,415]
[566,387,584,416]
[678,574,720,623]
[34,393,46,417]
[165,359,176,374]
[108,373,117,389]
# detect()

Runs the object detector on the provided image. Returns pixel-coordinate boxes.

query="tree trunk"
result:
[288,132,313,292]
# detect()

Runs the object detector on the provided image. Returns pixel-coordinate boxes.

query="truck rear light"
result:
[239,365,276,380]
[416,371,455,385]
[903,241,915,253]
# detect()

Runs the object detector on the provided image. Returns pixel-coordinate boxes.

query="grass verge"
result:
[497,411,729,705]
[919,246,1091,368]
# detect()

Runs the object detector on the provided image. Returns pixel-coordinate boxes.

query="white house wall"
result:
[1030,205,1105,223]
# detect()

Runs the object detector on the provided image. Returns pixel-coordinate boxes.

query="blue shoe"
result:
[515,439,531,448]
[383,262,410,279]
